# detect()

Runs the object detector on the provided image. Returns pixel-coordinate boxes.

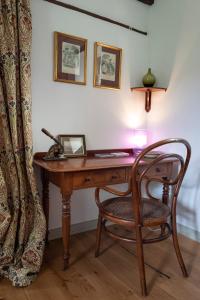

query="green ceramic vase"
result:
[142,68,156,87]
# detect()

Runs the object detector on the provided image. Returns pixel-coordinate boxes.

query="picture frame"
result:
[54,32,87,85]
[93,42,122,90]
[58,135,86,157]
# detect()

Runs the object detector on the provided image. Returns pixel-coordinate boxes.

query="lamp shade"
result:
[133,129,148,149]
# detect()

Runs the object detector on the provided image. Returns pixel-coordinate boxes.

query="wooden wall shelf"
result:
[131,87,167,112]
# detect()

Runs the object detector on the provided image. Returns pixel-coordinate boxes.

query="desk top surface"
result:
[34,150,176,173]
[33,154,137,173]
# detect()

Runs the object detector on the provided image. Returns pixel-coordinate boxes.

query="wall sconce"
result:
[133,129,148,154]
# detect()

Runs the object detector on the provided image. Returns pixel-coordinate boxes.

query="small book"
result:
[144,151,162,159]
[111,152,129,157]
[95,152,129,158]
[95,153,115,158]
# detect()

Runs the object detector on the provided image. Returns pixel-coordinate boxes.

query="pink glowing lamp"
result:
[132,129,148,154]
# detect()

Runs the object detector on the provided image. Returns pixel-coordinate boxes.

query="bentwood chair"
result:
[94,138,191,296]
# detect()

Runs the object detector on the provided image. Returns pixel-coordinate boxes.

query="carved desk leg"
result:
[62,192,72,270]
[41,169,49,244]
[162,177,169,205]
[161,177,169,235]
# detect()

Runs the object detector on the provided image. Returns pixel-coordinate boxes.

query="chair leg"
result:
[95,214,103,257]
[171,215,188,277]
[136,225,147,296]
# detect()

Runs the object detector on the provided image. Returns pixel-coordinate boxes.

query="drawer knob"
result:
[112,175,118,179]
[156,167,161,173]
[84,177,91,182]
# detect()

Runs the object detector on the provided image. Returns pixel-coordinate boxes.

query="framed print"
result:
[93,42,122,90]
[58,135,86,157]
[54,32,87,85]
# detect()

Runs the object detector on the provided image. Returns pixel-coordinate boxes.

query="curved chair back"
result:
[130,138,191,225]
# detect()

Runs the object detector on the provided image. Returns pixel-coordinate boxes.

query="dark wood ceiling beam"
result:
[43,0,148,35]
[137,0,154,5]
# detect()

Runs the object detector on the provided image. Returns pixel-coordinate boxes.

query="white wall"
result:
[148,0,200,232]
[31,0,149,229]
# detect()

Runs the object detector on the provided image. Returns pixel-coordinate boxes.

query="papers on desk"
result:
[95,152,130,158]
[111,152,130,157]
[144,151,162,159]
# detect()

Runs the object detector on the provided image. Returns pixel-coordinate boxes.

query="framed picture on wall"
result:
[58,134,86,157]
[54,32,87,85]
[93,42,122,90]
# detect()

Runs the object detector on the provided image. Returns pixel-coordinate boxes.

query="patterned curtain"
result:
[0,0,46,286]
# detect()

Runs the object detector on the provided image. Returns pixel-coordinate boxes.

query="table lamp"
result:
[133,129,148,155]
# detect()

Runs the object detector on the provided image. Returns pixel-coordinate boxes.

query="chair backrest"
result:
[130,138,191,225]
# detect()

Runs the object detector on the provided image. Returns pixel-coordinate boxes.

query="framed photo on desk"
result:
[58,134,86,157]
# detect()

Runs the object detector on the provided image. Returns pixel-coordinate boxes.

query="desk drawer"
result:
[73,168,126,189]
[141,163,171,177]
[145,163,169,177]
[127,162,171,179]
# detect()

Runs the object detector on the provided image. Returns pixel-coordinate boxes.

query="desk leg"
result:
[162,179,169,205]
[42,169,49,243]
[62,192,72,270]
[161,178,169,235]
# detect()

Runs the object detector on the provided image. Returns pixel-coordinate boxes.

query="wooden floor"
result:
[1,228,200,299]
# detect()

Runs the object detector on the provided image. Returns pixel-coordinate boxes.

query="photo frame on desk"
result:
[54,32,87,85]
[93,42,122,90]
[58,135,86,157]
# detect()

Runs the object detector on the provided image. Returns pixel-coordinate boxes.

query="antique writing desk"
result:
[34,149,174,269]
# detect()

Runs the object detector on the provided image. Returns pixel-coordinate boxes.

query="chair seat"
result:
[101,196,170,226]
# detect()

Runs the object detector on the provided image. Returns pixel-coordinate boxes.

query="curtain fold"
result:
[0,0,46,286]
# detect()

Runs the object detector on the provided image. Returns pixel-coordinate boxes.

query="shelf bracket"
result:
[131,87,167,113]
[145,89,152,112]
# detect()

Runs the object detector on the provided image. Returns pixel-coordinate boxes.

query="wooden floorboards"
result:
[1,228,200,299]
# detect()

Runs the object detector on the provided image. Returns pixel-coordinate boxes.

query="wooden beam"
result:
[137,0,154,5]
[43,0,148,36]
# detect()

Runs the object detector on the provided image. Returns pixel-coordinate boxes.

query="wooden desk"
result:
[34,150,174,269]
